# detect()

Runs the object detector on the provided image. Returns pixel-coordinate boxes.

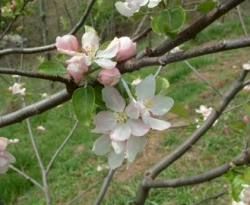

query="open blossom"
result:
[134,75,174,130]
[9,83,26,96]
[92,86,150,141]
[93,134,147,169]
[98,67,121,86]
[240,184,250,204]
[0,137,16,174]
[115,0,161,17]
[195,105,218,126]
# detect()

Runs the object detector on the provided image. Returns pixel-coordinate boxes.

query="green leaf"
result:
[129,11,144,21]
[55,54,70,62]
[72,87,95,126]
[169,102,189,118]
[229,122,247,133]
[155,77,170,95]
[151,6,186,38]
[196,1,217,13]
[38,61,66,75]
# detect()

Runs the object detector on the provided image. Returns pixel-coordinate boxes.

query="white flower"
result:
[134,75,174,130]
[9,83,26,96]
[243,63,250,70]
[92,86,150,141]
[239,184,250,204]
[37,126,46,131]
[115,0,161,17]
[82,26,119,69]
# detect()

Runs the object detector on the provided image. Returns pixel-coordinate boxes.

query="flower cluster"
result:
[92,75,174,169]
[0,137,18,174]
[8,83,26,96]
[56,26,136,85]
[115,0,162,17]
[195,105,218,127]
[232,201,248,205]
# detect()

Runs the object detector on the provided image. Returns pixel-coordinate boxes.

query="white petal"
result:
[108,151,124,169]
[102,87,125,111]
[142,111,171,130]
[150,96,174,116]
[94,58,117,69]
[127,119,150,136]
[0,163,9,174]
[96,38,119,59]
[92,111,116,133]
[115,2,138,17]
[111,140,126,154]
[125,99,140,119]
[92,135,111,155]
[110,123,131,141]
[127,136,146,162]
[136,75,155,101]
[148,0,161,8]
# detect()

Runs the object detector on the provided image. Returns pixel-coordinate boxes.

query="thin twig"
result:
[184,60,223,96]
[46,120,79,173]
[237,5,249,38]
[191,192,225,205]
[67,178,104,205]
[9,165,43,190]
[93,169,116,205]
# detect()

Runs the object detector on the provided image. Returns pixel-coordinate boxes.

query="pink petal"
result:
[115,2,138,17]
[142,111,171,130]
[125,99,140,119]
[127,136,146,162]
[0,137,8,152]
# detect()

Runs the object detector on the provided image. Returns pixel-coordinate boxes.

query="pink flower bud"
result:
[8,86,13,92]
[116,37,136,61]
[98,67,121,86]
[66,56,89,83]
[0,137,9,152]
[37,126,46,131]
[243,115,248,123]
[55,35,78,55]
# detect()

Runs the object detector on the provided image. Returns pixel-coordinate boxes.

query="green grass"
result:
[1,17,250,205]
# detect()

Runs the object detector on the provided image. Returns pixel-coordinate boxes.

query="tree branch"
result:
[0,0,97,56]
[134,69,248,204]
[121,37,250,73]
[94,169,115,205]
[142,151,250,189]
[136,0,246,59]
[0,68,71,85]
[0,89,72,128]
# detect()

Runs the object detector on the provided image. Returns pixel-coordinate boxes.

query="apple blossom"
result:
[243,115,248,123]
[0,137,17,174]
[55,35,78,56]
[92,87,150,141]
[116,37,136,61]
[92,134,147,169]
[134,75,174,130]
[0,151,16,174]
[115,0,161,17]
[243,85,250,91]
[9,83,26,96]
[81,26,119,69]
[66,55,89,82]
[98,67,121,86]
[240,184,250,204]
